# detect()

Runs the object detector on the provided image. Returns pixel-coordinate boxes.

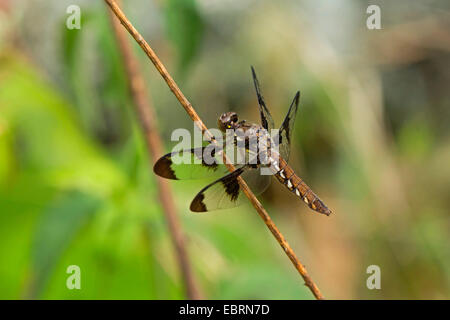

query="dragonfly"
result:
[153,67,332,216]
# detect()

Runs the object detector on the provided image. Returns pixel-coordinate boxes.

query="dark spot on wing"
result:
[222,170,242,202]
[153,156,178,180]
[283,117,291,144]
[190,193,207,212]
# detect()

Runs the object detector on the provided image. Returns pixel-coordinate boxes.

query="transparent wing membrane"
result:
[190,166,271,212]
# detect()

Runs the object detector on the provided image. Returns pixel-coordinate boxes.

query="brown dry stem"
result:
[108,2,201,299]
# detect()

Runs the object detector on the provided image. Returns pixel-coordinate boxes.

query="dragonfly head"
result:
[218,112,239,132]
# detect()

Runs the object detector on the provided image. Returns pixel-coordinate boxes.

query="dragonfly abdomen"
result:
[272,157,332,216]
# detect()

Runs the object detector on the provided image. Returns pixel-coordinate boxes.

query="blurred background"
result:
[0,0,449,299]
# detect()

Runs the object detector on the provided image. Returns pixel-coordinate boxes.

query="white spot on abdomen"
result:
[287,180,293,189]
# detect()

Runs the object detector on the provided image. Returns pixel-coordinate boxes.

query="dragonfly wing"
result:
[251,66,275,131]
[190,166,271,212]
[275,91,300,161]
[153,146,228,180]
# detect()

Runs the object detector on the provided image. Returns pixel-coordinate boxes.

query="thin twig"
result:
[104,0,324,300]
[108,2,201,300]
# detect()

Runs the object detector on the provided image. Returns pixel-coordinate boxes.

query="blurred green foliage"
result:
[0,0,449,299]
[164,0,204,74]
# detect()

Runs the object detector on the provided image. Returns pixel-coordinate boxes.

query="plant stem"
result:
[108,1,201,299]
